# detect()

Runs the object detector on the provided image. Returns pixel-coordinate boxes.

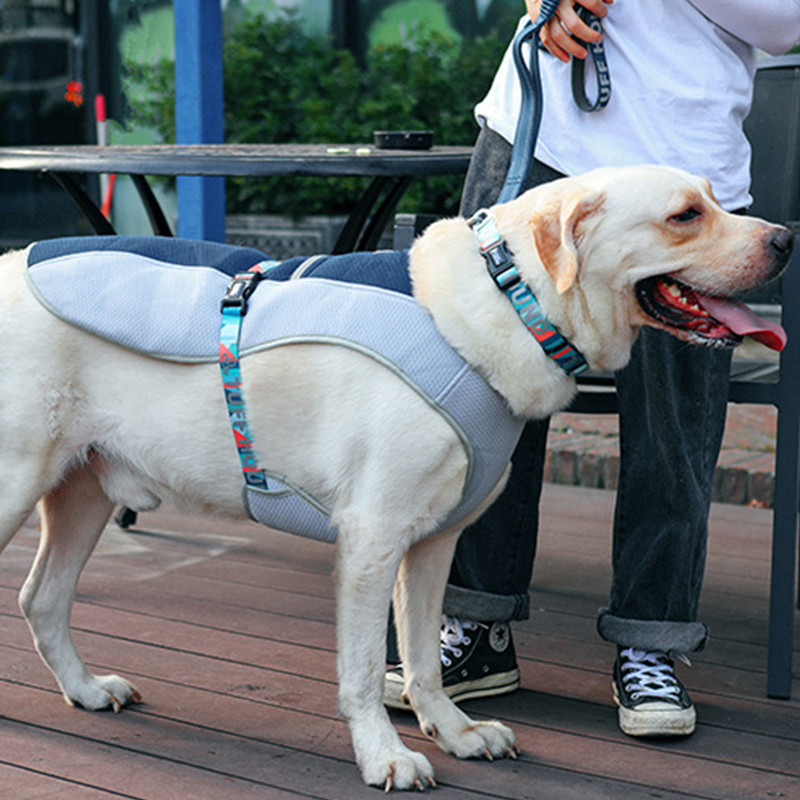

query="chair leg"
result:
[766,399,800,699]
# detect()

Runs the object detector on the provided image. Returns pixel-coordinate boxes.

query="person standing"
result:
[386,0,800,737]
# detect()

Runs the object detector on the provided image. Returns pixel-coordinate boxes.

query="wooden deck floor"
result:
[0,483,797,799]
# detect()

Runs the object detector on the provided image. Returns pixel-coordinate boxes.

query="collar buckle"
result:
[469,208,589,378]
[468,209,520,291]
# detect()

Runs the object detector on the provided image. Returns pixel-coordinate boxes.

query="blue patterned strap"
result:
[469,209,588,377]
[219,261,279,491]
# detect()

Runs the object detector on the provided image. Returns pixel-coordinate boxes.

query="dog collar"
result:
[468,209,588,377]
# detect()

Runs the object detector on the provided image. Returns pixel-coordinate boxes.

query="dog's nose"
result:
[769,226,795,262]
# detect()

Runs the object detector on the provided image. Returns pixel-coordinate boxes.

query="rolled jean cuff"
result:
[443,583,530,623]
[597,609,709,653]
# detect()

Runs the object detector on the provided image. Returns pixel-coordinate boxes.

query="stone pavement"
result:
[545,402,777,508]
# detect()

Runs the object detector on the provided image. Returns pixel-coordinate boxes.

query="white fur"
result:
[0,166,788,790]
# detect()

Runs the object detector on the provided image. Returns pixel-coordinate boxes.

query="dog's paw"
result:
[66,674,142,713]
[433,719,518,761]
[361,748,436,792]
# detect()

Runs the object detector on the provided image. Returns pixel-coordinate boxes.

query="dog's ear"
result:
[529,189,605,294]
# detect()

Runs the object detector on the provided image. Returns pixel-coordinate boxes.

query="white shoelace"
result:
[619,647,690,701]
[439,615,480,667]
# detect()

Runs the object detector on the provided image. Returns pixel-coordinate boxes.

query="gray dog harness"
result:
[25,237,524,543]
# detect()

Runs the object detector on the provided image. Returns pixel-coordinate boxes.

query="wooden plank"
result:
[0,486,797,799]
[2,588,798,800]
[6,651,794,800]
[0,763,132,799]
[0,709,308,800]
[481,687,800,770]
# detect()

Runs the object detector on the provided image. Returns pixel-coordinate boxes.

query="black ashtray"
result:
[374,130,434,150]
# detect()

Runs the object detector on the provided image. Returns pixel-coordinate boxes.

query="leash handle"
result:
[498,1,613,203]
[497,0,559,204]
[571,8,611,112]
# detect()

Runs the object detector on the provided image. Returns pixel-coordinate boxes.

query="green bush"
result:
[125,13,506,217]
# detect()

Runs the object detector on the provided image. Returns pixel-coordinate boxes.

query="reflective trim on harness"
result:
[469,209,588,378]
[219,261,279,491]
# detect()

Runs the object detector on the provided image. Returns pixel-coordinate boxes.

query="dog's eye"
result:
[670,207,702,224]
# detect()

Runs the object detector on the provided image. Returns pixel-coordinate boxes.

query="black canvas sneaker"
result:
[613,647,696,737]
[384,615,520,709]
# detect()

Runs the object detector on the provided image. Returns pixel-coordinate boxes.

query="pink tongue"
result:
[698,295,787,351]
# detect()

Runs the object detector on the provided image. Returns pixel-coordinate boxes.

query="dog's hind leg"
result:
[393,527,518,762]
[19,460,142,712]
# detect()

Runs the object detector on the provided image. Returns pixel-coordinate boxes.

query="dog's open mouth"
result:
[636,276,786,351]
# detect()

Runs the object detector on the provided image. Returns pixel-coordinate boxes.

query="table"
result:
[0,143,473,251]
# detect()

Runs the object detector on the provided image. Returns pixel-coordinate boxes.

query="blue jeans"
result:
[444,126,732,653]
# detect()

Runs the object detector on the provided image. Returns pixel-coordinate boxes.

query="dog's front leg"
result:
[19,462,142,712]
[335,524,436,791]
[394,526,518,762]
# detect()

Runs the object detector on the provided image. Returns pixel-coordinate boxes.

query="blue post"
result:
[174,0,226,241]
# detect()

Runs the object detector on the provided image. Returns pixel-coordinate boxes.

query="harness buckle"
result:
[221,270,264,315]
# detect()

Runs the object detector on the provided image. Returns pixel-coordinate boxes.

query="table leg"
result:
[50,171,116,235]
[332,175,416,253]
[354,175,414,251]
[131,174,174,236]
[332,177,388,253]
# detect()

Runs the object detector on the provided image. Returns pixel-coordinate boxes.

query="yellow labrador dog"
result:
[0,166,791,790]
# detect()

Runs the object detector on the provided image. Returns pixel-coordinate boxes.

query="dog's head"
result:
[496,165,792,370]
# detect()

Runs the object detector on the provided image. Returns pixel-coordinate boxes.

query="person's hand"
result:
[525,0,613,62]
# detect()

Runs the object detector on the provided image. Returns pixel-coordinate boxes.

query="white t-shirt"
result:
[474,0,799,211]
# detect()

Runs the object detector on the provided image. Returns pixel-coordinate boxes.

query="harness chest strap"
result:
[219,261,279,491]
[212,251,526,541]
[468,209,588,377]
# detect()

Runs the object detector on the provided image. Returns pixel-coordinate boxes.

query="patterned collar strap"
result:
[219,261,279,491]
[468,209,588,377]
